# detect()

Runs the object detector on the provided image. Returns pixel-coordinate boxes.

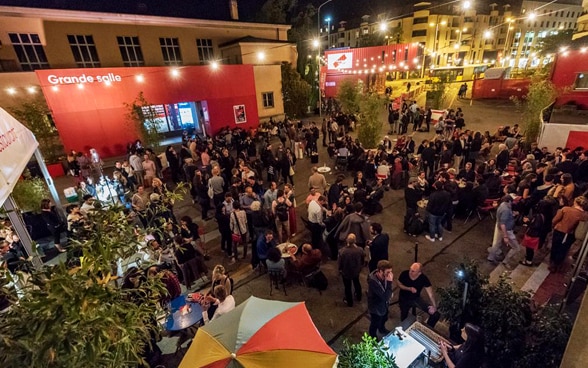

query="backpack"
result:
[406,213,424,236]
[307,270,328,291]
[275,200,289,221]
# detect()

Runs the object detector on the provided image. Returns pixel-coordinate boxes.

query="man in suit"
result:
[366,222,389,272]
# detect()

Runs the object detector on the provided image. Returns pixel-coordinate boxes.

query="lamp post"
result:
[502,18,514,66]
[430,19,446,67]
[317,0,334,117]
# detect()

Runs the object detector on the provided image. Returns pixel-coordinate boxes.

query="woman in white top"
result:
[203,285,235,322]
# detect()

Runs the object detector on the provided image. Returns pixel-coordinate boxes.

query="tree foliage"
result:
[533,30,574,56]
[11,170,50,213]
[358,92,385,149]
[0,186,187,367]
[124,92,163,151]
[281,62,311,118]
[438,261,572,368]
[338,333,398,368]
[511,77,559,144]
[255,0,297,24]
[336,79,361,115]
[9,95,64,163]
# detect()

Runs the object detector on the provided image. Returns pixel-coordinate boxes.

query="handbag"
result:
[207,182,214,199]
[289,166,295,176]
[231,212,245,243]
[522,234,540,250]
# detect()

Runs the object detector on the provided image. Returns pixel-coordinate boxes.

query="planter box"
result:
[47,162,65,177]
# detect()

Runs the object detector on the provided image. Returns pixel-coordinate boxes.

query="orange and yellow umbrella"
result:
[179,296,337,368]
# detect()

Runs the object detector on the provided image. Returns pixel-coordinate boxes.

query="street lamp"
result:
[317,0,334,117]
[430,19,446,66]
[325,16,332,49]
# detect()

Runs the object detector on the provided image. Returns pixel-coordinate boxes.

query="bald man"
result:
[338,234,365,307]
[396,263,440,328]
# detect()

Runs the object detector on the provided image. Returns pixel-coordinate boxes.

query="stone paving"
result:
[44,88,581,367]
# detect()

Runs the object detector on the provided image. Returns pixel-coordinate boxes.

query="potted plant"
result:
[338,333,398,368]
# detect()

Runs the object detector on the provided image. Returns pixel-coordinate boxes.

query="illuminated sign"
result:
[47,73,122,85]
[327,52,353,70]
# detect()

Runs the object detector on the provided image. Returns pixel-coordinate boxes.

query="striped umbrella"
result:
[179,296,337,368]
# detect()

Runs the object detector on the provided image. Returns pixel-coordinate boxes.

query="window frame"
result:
[117,36,144,67]
[574,72,588,90]
[159,37,183,66]
[68,34,100,68]
[8,32,50,71]
[196,38,214,63]
[262,91,275,108]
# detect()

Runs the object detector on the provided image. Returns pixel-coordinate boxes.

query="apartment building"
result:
[320,1,582,70]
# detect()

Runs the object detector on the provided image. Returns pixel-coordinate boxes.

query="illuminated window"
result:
[117,36,144,66]
[196,39,214,63]
[8,33,49,71]
[160,38,182,66]
[574,73,588,89]
[262,92,274,108]
[68,35,100,68]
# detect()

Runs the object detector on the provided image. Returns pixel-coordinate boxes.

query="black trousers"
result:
[369,311,389,338]
[310,222,323,249]
[342,276,362,307]
[399,297,440,328]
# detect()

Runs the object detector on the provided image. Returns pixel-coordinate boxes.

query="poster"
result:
[233,105,246,124]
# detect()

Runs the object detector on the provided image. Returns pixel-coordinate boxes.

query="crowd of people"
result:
[5,92,588,368]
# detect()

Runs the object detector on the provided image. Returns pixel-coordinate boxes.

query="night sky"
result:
[0,0,541,24]
[0,0,423,23]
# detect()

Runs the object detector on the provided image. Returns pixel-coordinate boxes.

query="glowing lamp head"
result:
[136,74,145,83]
[211,61,219,70]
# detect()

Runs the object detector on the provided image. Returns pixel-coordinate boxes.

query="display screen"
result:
[143,101,201,133]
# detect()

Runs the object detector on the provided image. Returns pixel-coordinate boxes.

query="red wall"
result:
[36,65,259,157]
[551,50,588,108]
[323,43,423,98]
[472,78,530,99]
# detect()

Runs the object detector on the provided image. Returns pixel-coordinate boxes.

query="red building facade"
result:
[550,49,588,108]
[36,65,259,157]
[321,43,423,97]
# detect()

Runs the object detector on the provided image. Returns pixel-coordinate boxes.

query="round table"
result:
[277,242,298,258]
[165,295,204,331]
[317,166,331,174]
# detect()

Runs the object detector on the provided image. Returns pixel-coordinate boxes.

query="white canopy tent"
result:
[0,107,62,269]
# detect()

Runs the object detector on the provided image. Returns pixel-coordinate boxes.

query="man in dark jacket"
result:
[366,223,389,272]
[338,234,365,307]
[425,181,452,242]
[367,260,394,338]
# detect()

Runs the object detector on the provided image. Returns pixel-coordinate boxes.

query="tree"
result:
[281,62,311,118]
[438,261,573,368]
[336,79,361,115]
[533,29,574,56]
[0,184,186,367]
[426,72,451,109]
[511,77,558,144]
[255,0,297,24]
[124,92,163,151]
[9,95,64,163]
[287,4,318,101]
[358,92,384,149]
